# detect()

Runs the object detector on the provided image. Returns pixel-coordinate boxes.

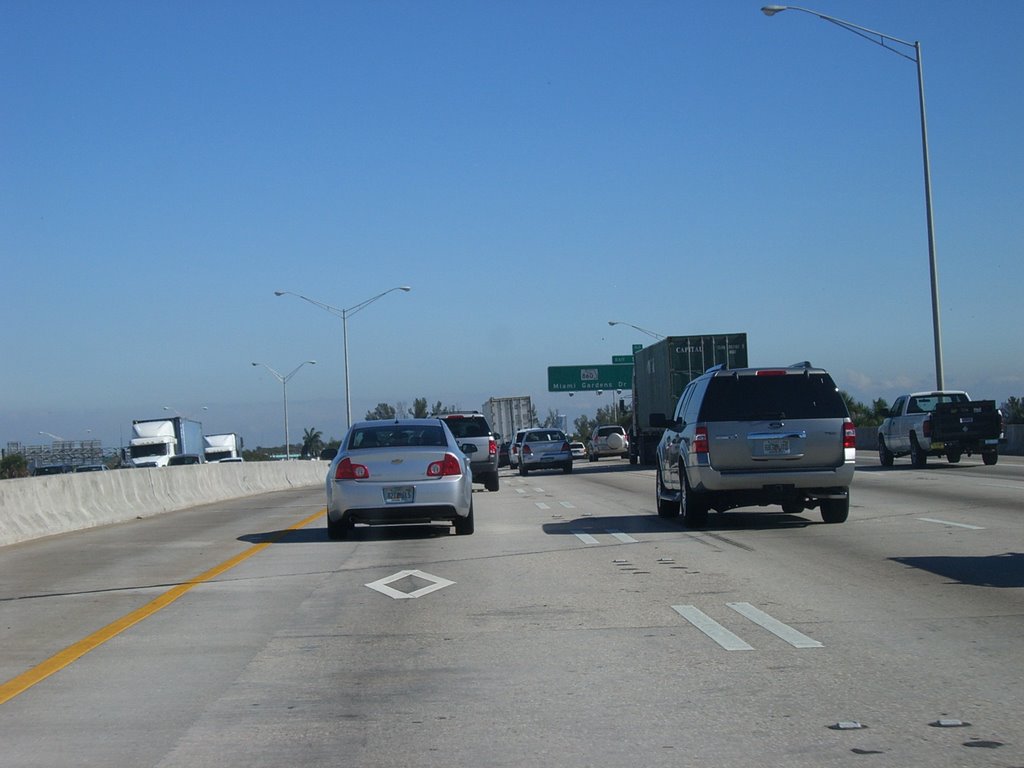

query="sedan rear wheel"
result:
[454,501,474,535]
[327,513,353,540]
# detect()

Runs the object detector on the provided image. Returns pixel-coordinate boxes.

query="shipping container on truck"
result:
[629,333,748,465]
[128,417,205,468]
[481,396,533,443]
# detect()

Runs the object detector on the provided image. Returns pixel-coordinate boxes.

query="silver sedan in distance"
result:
[325,419,475,539]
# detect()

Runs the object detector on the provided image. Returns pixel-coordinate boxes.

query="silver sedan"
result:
[325,419,475,539]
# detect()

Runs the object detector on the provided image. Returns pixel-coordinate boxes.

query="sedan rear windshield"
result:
[349,425,447,448]
[524,431,566,443]
[700,374,848,421]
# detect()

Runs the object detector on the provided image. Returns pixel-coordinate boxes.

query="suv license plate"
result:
[762,439,791,456]
[383,486,414,504]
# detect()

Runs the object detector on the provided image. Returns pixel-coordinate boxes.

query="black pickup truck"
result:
[877,391,1004,467]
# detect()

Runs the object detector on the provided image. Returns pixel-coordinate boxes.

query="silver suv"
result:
[588,424,629,461]
[652,363,855,527]
[438,412,500,492]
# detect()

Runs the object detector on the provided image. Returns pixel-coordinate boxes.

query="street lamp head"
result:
[251,362,259,366]
[273,291,286,296]
[761,5,787,15]
[308,360,317,365]
[399,286,412,292]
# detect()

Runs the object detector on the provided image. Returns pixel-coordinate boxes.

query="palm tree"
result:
[301,427,324,459]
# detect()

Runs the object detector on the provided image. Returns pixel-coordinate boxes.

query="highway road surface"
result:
[1,454,1021,767]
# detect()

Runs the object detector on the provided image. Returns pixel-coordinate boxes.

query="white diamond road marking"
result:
[917,517,984,530]
[559,501,576,509]
[572,531,600,545]
[727,602,824,648]
[365,570,455,600]
[535,502,550,510]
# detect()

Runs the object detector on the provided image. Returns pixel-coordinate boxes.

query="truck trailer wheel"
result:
[946,449,962,464]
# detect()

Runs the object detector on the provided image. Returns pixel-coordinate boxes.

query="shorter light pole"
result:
[252,360,316,459]
[607,320,664,340]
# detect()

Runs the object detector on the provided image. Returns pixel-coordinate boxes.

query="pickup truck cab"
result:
[877,391,1002,467]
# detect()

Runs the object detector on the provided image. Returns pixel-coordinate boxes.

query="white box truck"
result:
[204,433,244,463]
[128,417,204,468]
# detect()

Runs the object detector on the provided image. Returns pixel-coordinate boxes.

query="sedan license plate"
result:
[383,486,414,504]
[762,438,791,456]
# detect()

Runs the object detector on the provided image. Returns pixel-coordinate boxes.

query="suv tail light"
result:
[693,425,709,454]
[427,453,463,477]
[335,458,370,480]
[843,419,856,449]
[488,438,497,457]
[561,442,571,452]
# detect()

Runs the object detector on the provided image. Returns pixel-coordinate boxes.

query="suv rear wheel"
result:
[484,472,499,492]
[680,471,709,528]
[656,469,679,519]
[819,496,849,524]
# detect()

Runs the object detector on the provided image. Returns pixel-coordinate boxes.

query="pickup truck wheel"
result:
[946,449,962,464]
[485,472,500,492]
[782,501,804,515]
[910,436,928,468]
[983,451,999,466]
[680,473,709,529]
[656,469,679,519]
[820,496,849,524]
[562,462,573,474]
[519,464,529,476]
[588,453,598,462]
[878,437,894,467]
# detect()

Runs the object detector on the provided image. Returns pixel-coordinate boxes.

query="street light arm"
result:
[761,5,917,61]
[343,285,412,318]
[275,291,346,320]
[608,320,664,340]
[284,360,317,381]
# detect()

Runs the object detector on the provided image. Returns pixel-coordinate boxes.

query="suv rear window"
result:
[699,373,847,421]
[595,426,624,436]
[439,415,490,438]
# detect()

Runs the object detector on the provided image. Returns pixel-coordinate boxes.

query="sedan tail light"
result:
[427,453,463,477]
[335,458,370,480]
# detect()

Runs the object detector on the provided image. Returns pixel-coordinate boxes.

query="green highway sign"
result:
[548,364,633,392]
[633,343,643,353]
[612,355,633,364]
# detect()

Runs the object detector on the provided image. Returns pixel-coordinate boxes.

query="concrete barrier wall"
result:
[0,461,327,548]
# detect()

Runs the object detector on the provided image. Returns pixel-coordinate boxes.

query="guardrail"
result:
[0,461,327,547]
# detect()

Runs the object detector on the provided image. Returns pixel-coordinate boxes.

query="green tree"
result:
[300,427,324,459]
[574,414,596,443]
[409,397,429,418]
[1,453,29,479]
[1002,396,1024,424]
[365,403,397,420]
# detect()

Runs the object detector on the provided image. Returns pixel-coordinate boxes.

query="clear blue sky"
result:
[3,1,1022,449]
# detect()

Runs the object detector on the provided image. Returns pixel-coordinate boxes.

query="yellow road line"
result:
[0,507,326,705]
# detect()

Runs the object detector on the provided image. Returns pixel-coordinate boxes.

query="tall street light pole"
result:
[275,286,412,430]
[251,360,316,460]
[761,5,944,389]
[607,320,664,340]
